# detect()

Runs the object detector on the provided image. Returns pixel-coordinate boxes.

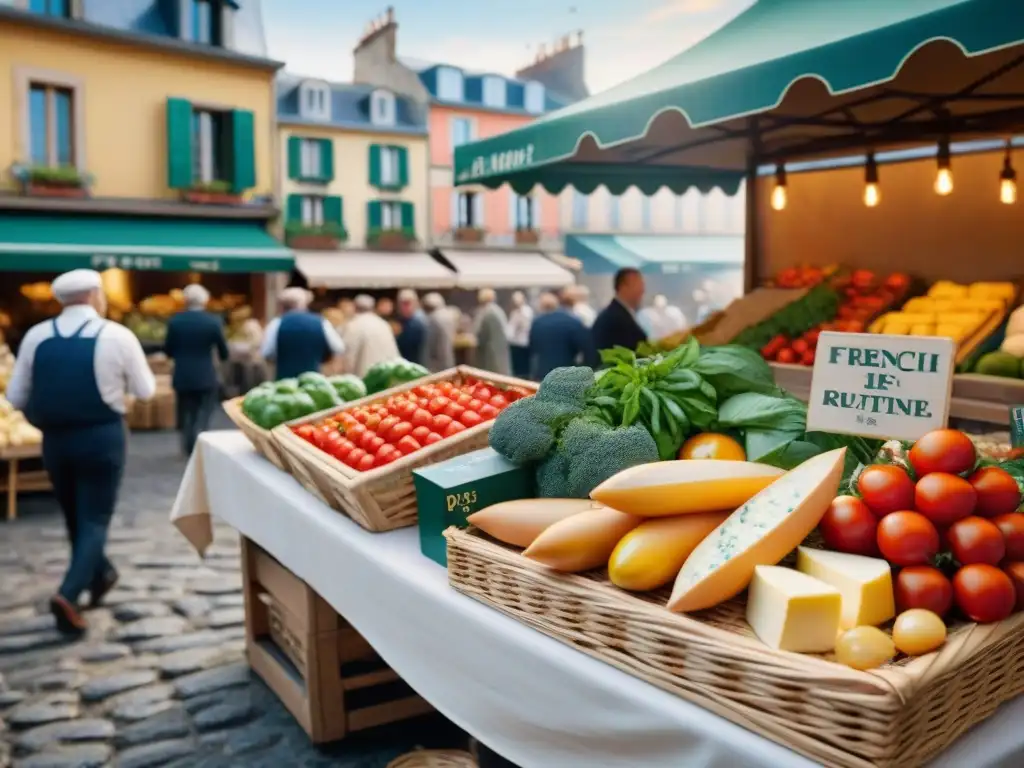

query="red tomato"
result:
[364,413,381,431]
[909,429,977,477]
[459,410,483,428]
[397,435,422,455]
[375,442,397,459]
[946,516,1006,566]
[776,348,797,364]
[1002,562,1024,611]
[377,416,399,435]
[331,440,354,463]
[427,396,450,415]
[443,402,466,420]
[857,465,915,517]
[365,436,386,455]
[489,394,509,410]
[410,408,434,428]
[378,450,400,465]
[466,398,484,412]
[345,423,368,442]
[992,512,1024,560]
[800,350,816,367]
[479,404,499,420]
[456,392,473,407]
[352,409,369,424]
[473,386,492,400]
[358,430,378,452]
[411,425,431,443]
[968,466,1022,517]
[791,338,809,355]
[876,511,939,566]
[346,448,368,468]
[894,565,953,616]
[396,401,418,420]
[953,564,1016,623]
[444,421,467,437]
[437,381,456,397]
[356,453,376,472]
[915,472,977,527]
[818,496,878,556]
[387,421,413,443]
[424,431,443,445]
[413,385,434,398]
[295,424,315,440]
[432,413,453,433]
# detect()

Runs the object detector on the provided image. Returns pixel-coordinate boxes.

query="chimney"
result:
[516,30,589,104]
[353,6,398,61]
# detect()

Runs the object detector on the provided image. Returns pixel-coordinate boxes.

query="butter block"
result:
[796,547,895,629]
[746,566,841,653]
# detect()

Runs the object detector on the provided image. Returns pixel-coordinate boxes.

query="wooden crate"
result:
[241,539,433,743]
[271,366,537,532]
[446,525,1024,768]
[223,396,289,472]
[0,443,50,522]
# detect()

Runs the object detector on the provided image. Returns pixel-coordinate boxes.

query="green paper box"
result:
[413,448,535,566]
[1012,405,1024,448]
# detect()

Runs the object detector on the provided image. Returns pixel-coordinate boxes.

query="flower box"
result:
[27,184,88,199]
[366,227,416,252]
[10,164,91,198]
[454,227,485,244]
[183,181,242,205]
[284,223,347,251]
[515,229,540,245]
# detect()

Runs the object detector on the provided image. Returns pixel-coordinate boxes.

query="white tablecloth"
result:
[170,431,1024,768]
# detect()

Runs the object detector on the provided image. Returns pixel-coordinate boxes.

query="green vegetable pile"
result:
[364,358,431,395]
[327,374,367,402]
[242,372,341,429]
[731,284,839,350]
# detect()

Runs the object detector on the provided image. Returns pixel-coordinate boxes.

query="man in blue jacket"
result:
[260,287,346,380]
[591,268,648,354]
[528,290,597,379]
[395,288,426,364]
[164,284,229,457]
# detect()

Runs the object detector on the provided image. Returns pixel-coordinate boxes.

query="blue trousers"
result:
[176,388,217,456]
[41,421,126,605]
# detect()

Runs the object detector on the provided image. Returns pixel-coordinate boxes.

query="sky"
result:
[261,0,755,94]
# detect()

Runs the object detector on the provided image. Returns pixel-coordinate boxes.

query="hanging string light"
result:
[863,152,880,208]
[934,137,953,196]
[770,164,787,211]
[1000,140,1017,205]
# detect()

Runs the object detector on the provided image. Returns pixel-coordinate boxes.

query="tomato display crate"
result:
[222,396,289,472]
[445,525,1024,768]
[271,366,537,533]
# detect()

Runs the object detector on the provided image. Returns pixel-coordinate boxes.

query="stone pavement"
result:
[0,416,466,768]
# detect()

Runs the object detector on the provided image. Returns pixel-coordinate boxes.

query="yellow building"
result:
[277,73,452,290]
[0,1,291,325]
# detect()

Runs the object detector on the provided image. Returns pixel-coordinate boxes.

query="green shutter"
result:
[368,144,381,187]
[320,139,334,182]
[397,146,409,188]
[400,201,414,231]
[166,98,193,189]
[287,194,303,222]
[230,109,256,193]
[287,136,301,180]
[367,201,382,229]
[323,196,342,225]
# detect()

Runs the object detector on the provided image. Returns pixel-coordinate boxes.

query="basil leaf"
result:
[755,439,824,470]
[745,427,804,461]
[692,345,778,399]
[717,392,807,432]
[622,390,641,426]
[600,346,637,367]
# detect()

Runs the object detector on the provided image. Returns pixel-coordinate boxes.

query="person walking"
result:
[343,294,402,377]
[164,284,229,457]
[5,269,156,634]
[570,284,597,328]
[591,268,648,354]
[528,290,597,379]
[422,292,456,372]
[395,289,426,364]
[473,289,511,375]
[260,287,346,380]
[506,291,534,379]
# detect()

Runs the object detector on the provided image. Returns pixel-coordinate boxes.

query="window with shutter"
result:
[450,190,460,230]
[323,196,343,226]
[229,109,255,192]
[368,144,382,187]
[166,98,193,189]
[287,136,301,180]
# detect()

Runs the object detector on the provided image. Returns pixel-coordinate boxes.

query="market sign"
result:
[806,332,955,441]
[458,144,536,183]
[90,254,225,273]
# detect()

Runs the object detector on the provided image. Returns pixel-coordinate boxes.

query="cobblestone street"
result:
[0,417,463,768]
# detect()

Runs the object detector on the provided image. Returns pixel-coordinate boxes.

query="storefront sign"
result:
[463,144,536,181]
[89,254,223,272]
[806,332,955,441]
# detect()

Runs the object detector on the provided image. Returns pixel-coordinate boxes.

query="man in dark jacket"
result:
[528,291,598,379]
[260,287,346,380]
[164,284,229,456]
[591,267,648,354]
[395,289,426,364]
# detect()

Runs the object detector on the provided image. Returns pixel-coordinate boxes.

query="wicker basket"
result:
[386,751,476,768]
[222,396,289,472]
[445,525,1024,768]
[271,366,537,533]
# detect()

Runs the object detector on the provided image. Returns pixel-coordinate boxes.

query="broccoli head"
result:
[488,396,584,464]
[536,366,595,406]
[535,450,572,498]
[558,419,659,499]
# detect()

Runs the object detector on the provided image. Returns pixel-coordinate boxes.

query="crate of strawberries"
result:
[271,366,536,532]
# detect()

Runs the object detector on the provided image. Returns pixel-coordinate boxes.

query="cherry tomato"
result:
[456,393,473,407]
[345,423,368,443]
[946,516,1006,566]
[444,420,467,437]
[375,442,397,459]
[857,465,915,517]
[352,409,369,424]
[295,425,316,441]
[466,398,484,412]
[331,440,354,463]
[915,472,977,527]
[411,425,431,444]
[356,453,376,472]
[432,413,453,433]
[364,413,381,431]
[489,394,509,410]
[459,410,483,428]
[377,416,399,435]
[992,512,1024,560]
[413,385,434,398]
[776,348,797,364]
[877,511,939,566]
[909,429,977,477]
[410,408,434,429]
[443,402,466,420]
[378,449,400,465]
[437,381,456,397]
[358,430,378,452]
[819,495,878,556]
[968,466,1022,517]
[427,396,450,415]
[387,421,413,443]
[366,435,386,455]
[397,435,422,455]
[396,401,418,420]
[424,431,443,445]
[1002,562,1024,611]
[479,404,499,420]
[346,448,368,468]
[895,565,953,616]
[953,564,1015,623]
[473,386,493,401]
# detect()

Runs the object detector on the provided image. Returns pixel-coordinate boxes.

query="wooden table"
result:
[0,443,51,521]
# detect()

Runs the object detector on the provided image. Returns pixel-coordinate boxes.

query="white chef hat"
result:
[279,286,312,309]
[183,283,210,307]
[51,269,102,304]
[354,294,375,311]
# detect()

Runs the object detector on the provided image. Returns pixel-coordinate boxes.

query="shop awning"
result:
[565,235,744,275]
[437,250,575,289]
[453,0,1024,194]
[0,215,293,272]
[295,251,456,289]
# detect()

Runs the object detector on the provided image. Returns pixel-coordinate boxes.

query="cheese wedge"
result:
[668,448,846,613]
[523,507,642,572]
[746,566,842,653]
[796,547,895,629]
[608,512,729,592]
[590,460,785,518]
[468,499,602,548]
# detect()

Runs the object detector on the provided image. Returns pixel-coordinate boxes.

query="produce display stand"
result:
[222,396,290,472]
[0,443,50,521]
[271,366,536,532]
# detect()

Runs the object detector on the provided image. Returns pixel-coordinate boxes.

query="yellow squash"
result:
[608,512,729,591]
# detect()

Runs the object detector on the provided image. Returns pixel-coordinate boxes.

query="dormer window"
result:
[436,67,464,102]
[182,0,235,48]
[299,81,331,122]
[524,81,545,114]
[29,0,72,18]
[482,76,506,108]
[370,90,396,127]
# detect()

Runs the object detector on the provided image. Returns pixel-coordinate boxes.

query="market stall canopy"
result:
[565,235,744,275]
[453,0,1024,194]
[294,251,457,289]
[0,215,293,273]
[436,250,575,289]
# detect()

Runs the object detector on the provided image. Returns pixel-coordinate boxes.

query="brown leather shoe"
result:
[88,569,119,609]
[50,595,87,636]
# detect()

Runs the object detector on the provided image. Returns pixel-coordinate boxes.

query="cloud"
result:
[643,0,731,23]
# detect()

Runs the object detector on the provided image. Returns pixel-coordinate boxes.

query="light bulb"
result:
[863,182,880,208]
[770,183,787,211]
[934,167,953,196]
[1001,177,1017,204]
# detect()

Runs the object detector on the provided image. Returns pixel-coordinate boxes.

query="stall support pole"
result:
[6,458,15,521]
[743,121,762,294]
